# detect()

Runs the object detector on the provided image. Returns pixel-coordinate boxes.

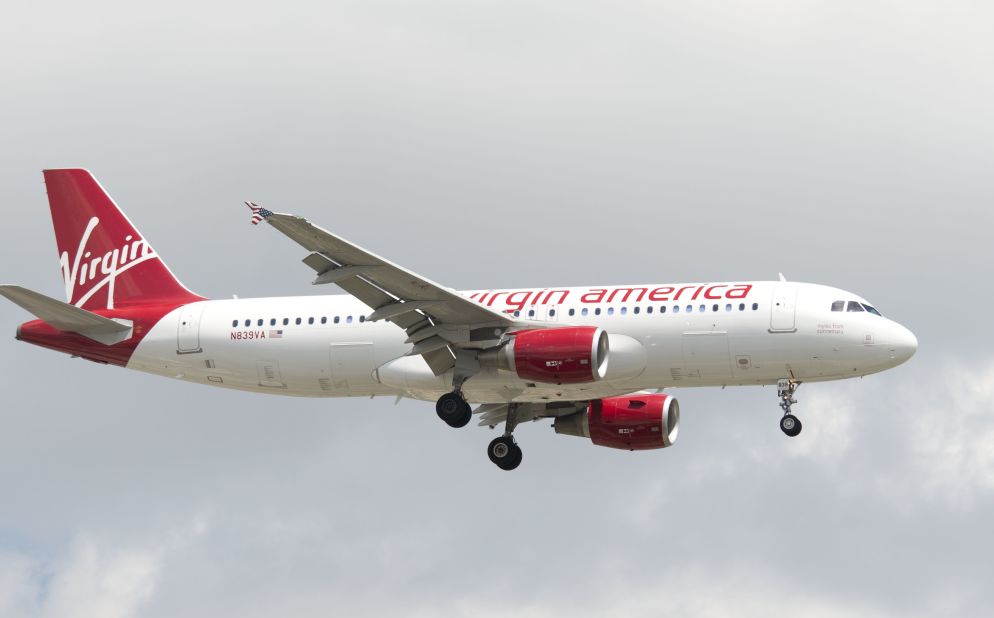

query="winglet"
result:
[246,202,274,226]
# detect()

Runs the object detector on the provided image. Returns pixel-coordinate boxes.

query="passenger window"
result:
[607,307,614,316]
[725,304,732,312]
[620,307,628,315]
[283,318,289,326]
[528,309,535,317]
[673,305,680,314]
[646,306,653,314]
[232,320,238,327]
[595,308,601,316]
[847,301,864,312]
[752,303,759,310]
[549,309,556,317]
[321,317,327,324]
[514,310,520,317]
[581,308,589,316]
[831,300,845,312]
[359,315,365,323]
[569,308,575,316]
[334,316,340,324]
[295,317,302,325]
[686,305,693,313]
[244,319,251,327]
[739,303,745,311]
[256,319,263,327]
[712,304,719,312]
[347,316,353,324]
[270,318,276,326]
[699,304,706,313]
[308,317,314,325]
[659,306,665,313]
[633,307,640,315]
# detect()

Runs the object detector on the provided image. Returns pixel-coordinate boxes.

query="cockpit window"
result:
[862,304,882,316]
[846,301,865,312]
[831,300,845,312]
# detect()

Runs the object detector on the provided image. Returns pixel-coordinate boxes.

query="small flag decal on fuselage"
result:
[269,330,283,338]
[246,202,274,225]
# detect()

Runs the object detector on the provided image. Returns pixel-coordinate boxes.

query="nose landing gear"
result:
[777,378,802,437]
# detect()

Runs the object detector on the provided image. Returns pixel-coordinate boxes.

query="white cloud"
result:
[416,568,893,618]
[785,386,857,461]
[0,517,213,618]
[0,553,34,618]
[904,360,994,508]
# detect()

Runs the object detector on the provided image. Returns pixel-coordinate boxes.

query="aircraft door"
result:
[770,287,798,332]
[176,303,205,354]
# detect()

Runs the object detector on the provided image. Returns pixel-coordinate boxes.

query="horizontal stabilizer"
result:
[0,284,133,345]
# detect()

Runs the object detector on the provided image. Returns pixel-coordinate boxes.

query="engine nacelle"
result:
[553,393,680,450]
[480,326,609,385]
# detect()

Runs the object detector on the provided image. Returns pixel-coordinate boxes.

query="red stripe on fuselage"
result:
[15,303,185,366]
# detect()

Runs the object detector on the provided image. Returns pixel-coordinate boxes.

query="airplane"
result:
[1,169,918,470]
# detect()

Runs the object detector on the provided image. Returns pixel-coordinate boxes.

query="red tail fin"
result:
[43,169,203,310]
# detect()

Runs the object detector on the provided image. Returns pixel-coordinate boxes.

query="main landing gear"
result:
[436,353,478,429]
[777,378,802,437]
[488,403,523,471]
[436,391,471,428]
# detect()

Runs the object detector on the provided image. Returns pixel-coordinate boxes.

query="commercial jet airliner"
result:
[1,170,917,470]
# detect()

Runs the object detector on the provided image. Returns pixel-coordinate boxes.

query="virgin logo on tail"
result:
[59,216,158,309]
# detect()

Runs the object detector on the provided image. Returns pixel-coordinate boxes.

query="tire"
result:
[436,392,467,426]
[449,404,472,428]
[506,445,523,470]
[780,414,802,437]
[488,436,519,469]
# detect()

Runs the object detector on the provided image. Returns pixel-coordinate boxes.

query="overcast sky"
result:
[1,1,993,616]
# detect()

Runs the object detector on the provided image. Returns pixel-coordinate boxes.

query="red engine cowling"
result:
[506,326,609,384]
[553,393,680,450]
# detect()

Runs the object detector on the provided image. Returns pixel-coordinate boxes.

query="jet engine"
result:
[553,393,680,450]
[477,326,648,385]
[479,326,609,384]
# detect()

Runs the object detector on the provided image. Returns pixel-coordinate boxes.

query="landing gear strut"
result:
[436,391,471,428]
[777,378,802,437]
[436,351,479,429]
[488,403,523,470]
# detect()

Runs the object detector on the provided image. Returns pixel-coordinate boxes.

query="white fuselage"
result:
[126,281,917,404]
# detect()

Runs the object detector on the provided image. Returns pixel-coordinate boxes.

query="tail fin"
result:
[43,169,202,310]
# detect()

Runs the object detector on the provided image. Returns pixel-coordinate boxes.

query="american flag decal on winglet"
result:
[246,202,273,225]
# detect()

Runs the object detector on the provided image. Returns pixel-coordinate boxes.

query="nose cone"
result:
[888,322,918,366]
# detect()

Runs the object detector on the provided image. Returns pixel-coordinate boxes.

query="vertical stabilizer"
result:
[43,169,202,310]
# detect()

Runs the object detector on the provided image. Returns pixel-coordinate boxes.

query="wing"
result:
[250,205,517,375]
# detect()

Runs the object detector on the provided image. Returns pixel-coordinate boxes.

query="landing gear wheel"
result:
[780,414,802,437]
[436,392,471,428]
[488,436,522,470]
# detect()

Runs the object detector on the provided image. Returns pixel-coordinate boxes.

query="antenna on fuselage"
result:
[778,273,787,282]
